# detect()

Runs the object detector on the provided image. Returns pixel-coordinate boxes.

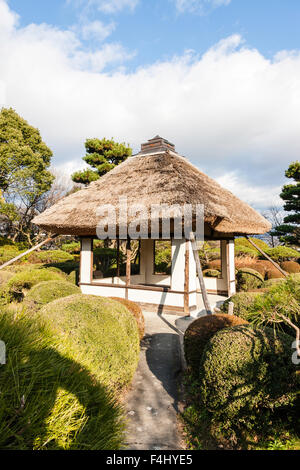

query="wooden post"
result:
[190,232,213,315]
[125,238,131,300]
[184,240,190,316]
[116,239,120,277]
[226,239,236,297]
[245,236,288,278]
[0,235,58,270]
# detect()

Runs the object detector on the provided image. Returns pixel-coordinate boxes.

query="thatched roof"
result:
[33,137,271,237]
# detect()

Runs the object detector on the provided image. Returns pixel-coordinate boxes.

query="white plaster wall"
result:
[80,238,92,284]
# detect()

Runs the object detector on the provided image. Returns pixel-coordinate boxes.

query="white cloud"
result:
[175,0,231,14]
[68,0,139,14]
[1,1,300,210]
[80,20,115,41]
[216,172,282,208]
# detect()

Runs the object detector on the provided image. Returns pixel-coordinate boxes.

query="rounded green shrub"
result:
[110,297,145,339]
[203,269,220,278]
[0,309,125,450]
[236,268,264,291]
[6,268,66,301]
[24,280,80,310]
[28,250,74,264]
[200,325,297,421]
[184,314,248,374]
[68,269,79,285]
[38,294,140,391]
[220,291,264,320]
[264,246,299,262]
[263,278,285,288]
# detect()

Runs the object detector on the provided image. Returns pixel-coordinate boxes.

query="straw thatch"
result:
[33,149,271,237]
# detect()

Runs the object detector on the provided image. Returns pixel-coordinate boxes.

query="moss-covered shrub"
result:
[24,281,80,310]
[46,261,79,276]
[5,268,66,301]
[200,325,297,422]
[28,250,74,264]
[220,291,264,320]
[264,246,299,262]
[0,245,22,264]
[39,295,140,391]
[0,308,125,450]
[236,268,264,291]
[184,314,248,374]
[203,269,220,278]
[110,297,145,339]
[61,241,80,254]
[281,261,300,274]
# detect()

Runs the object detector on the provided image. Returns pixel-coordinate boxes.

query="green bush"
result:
[38,295,140,391]
[236,268,264,291]
[264,246,299,262]
[110,297,145,339]
[28,250,74,264]
[221,291,265,320]
[61,242,80,254]
[235,237,270,252]
[45,261,80,276]
[184,314,248,374]
[0,309,125,450]
[202,269,220,278]
[222,276,300,332]
[200,325,297,422]
[68,269,79,285]
[263,278,285,288]
[0,245,22,264]
[4,268,66,301]
[24,281,80,310]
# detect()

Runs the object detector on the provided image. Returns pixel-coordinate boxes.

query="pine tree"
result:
[272,162,300,246]
[72,138,132,186]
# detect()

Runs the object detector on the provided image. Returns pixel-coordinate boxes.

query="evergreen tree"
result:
[0,108,54,242]
[272,161,300,246]
[72,138,132,186]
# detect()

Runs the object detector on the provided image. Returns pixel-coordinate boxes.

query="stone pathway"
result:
[125,312,194,450]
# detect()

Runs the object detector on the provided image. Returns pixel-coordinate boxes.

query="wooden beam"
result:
[190,232,213,315]
[0,235,58,270]
[184,240,190,316]
[116,239,120,277]
[245,236,288,278]
[125,238,131,299]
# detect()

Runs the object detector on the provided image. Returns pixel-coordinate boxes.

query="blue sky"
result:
[9,0,300,71]
[1,0,300,210]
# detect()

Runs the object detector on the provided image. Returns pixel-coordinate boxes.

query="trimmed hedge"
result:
[110,297,145,339]
[281,261,300,274]
[200,325,297,421]
[4,268,66,301]
[203,269,220,278]
[24,280,80,310]
[38,294,140,391]
[236,268,264,291]
[184,314,248,374]
[28,250,74,264]
[264,246,299,262]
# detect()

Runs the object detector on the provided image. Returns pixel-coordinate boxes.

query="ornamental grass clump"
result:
[0,309,126,450]
[236,268,264,291]
[38,294,140,391]
[184,314,248,375]
[24,280,80,310]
